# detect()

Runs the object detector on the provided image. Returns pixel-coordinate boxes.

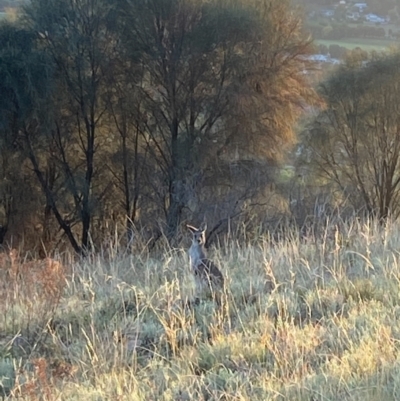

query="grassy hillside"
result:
[2,219,400,400]
[316,38,395,51]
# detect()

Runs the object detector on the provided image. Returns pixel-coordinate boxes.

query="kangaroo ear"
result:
[199,222,207,232]
[187,224,198,233]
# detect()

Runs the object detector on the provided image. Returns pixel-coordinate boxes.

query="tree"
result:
[329,44,347,59]
[20,0,117,252]
[104,57,150,246]
[302,51,400,220]
[0,22,68,249]
[367,0,395,16]
[115,0,317,241]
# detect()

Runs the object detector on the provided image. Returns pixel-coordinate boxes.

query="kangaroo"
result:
[187,223,224,303]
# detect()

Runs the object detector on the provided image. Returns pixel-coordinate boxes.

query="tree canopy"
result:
[302,51,400,220]
[0,0,317,252]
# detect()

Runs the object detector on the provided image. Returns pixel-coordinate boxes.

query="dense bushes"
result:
[327,44,348,59]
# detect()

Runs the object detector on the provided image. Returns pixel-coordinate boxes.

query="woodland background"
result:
[0,0,399,254]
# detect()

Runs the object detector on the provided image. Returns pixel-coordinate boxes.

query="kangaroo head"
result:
[187,223,207,246]
[9,249,18,263]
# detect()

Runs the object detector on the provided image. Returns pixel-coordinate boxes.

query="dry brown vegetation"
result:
[1,218,400,400]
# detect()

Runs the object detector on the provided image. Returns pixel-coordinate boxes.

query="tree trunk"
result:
[42,159,56,248]
[166,179,185,242]
[81,116,95,252]
[166,117,185,242]
[25,132,82,254]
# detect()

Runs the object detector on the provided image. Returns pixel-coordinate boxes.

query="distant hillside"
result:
[0,0,25,12]
[293,0,397,17]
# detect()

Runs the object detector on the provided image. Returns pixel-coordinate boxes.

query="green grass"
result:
[316,38,398,51]
[2,218,400,399]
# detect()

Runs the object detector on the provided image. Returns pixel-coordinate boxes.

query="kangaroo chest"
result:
[188,244,206,269]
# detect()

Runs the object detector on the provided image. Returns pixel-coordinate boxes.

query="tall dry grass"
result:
[1,218,400,400]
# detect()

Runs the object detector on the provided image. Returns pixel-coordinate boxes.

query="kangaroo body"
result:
[187,224,224,301]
